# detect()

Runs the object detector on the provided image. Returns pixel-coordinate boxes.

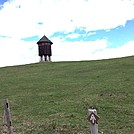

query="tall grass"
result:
[0,56,134,133]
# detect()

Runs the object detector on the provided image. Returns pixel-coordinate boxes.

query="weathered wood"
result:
[3,99,13,134]
[40,56,43,62]
[87,109,100,134]
[37,35,53,62]
[44,55,47,61]
[48,56,51,62]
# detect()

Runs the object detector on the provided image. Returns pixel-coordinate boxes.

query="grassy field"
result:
[0,56,134,134]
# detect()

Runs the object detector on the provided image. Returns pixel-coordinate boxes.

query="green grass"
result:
[0,56,134,134]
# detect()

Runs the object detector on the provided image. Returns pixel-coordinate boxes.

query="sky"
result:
[0,0,134,67]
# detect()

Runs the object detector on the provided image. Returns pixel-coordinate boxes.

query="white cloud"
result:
[91,41,134,60]
[0,38,39,67]
[52,39,107,60]
[52,39,134,61]
[65,33,81,39]
[0,0,134,37]
[65,32,96,39]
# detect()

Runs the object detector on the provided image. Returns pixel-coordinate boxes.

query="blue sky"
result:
[0,0,134,67]
[0,0,8,5]
[50,20,134,47]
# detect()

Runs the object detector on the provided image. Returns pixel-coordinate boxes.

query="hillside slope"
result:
[0,56,134,134]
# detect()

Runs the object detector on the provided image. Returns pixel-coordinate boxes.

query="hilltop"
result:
[0,56,134,133]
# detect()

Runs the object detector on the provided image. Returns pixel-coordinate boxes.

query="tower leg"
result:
[48,56,51,62]
[40,56,43,62]
[44,56,47,61]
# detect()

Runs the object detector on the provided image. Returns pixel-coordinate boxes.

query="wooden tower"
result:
[37,35,53,62]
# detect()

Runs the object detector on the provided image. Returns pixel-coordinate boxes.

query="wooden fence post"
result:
[3,99,13,134]
[87,108,100,134]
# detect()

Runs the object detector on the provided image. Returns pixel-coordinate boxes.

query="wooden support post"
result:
[3,99,13,134]
[40,56,43,62]
[87,109,100,134]
[48,56,51,62]
[44,56,47,61]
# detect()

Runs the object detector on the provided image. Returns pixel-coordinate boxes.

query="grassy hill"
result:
[0,56,134,134]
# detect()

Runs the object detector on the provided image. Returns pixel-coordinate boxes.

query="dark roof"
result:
[37,35,53,44]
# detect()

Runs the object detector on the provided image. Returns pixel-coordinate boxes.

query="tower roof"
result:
[37,35,53,44]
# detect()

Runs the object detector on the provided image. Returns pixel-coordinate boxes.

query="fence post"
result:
[3,99,13,134]
[87,108,100,134]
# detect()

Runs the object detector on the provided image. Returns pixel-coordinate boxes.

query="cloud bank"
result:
[0,0,134,67]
